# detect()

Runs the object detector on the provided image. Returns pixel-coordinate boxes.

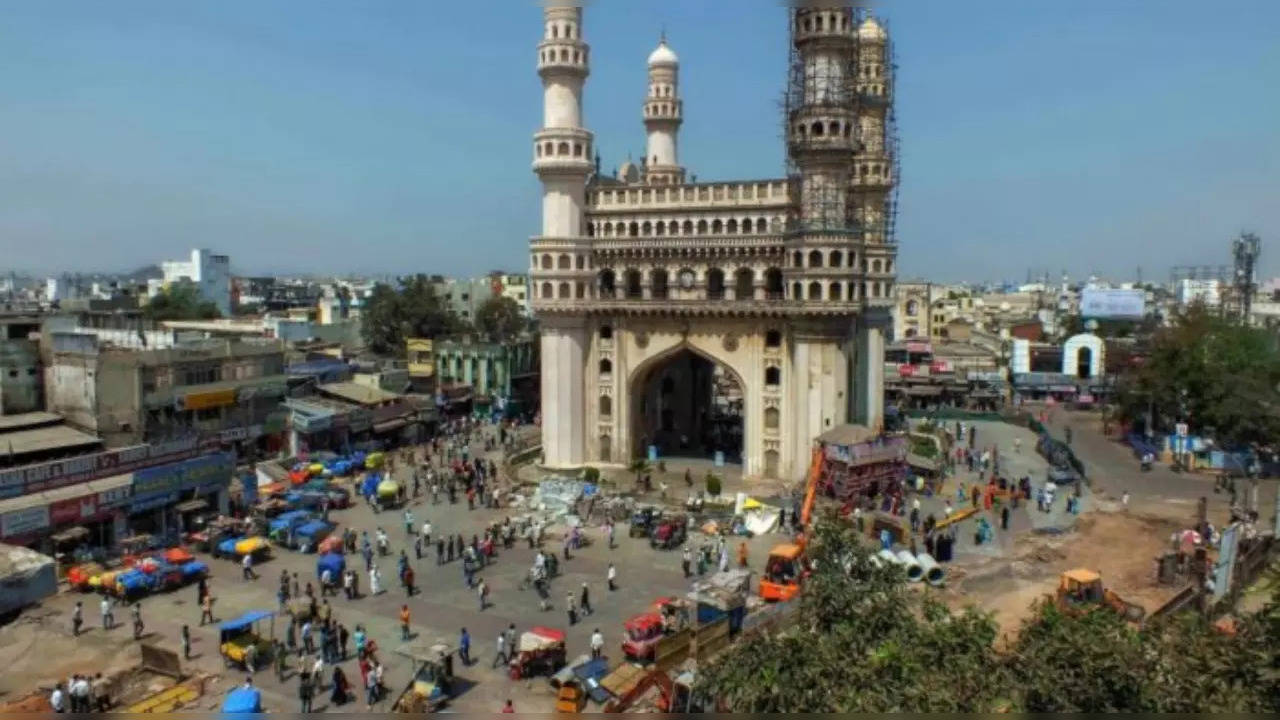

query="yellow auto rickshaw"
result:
[219,610,276,671]
[234,536,272,561]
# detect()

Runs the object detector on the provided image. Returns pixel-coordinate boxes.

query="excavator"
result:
[1053,568,1147,623]
[758,446,824,601]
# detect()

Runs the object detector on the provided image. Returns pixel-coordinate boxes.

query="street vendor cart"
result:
[219,610,276,670]
[509,626,567,680]
[67,562,105,592]
[393,641,457,713]
[376,479,402,510]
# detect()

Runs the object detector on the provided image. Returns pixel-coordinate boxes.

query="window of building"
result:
[765,367,781,386]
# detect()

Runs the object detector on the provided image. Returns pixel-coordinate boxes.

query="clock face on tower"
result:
[679,269,695,289]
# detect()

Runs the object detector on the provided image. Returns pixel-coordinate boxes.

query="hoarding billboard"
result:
[1079,288,1145,319]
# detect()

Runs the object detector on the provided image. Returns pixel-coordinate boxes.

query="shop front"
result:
[127,453,235,538]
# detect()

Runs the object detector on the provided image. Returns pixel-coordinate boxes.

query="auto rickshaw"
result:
[268,510,312,544]
[393,641,457,713]
[219,610,276,670]
[509,626,567,680]
[649,514,687,550]
[317,535,344,555]
[630,507,662,538]
[89,568,123,593]
[621,613,665,662]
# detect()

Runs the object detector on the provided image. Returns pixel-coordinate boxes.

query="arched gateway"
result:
[529,5,899,479]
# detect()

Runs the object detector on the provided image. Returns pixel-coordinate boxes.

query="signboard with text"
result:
[0,437,216,500]
[1080,288,1145,319]
[1,505,50,539]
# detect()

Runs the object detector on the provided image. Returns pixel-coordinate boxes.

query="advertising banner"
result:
[50,494,98,525]
[1080,288,1145,319]
[130,452,235,512]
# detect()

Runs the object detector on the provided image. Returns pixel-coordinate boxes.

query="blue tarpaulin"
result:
[295,520,332,539]
[222,687,262,713]
[182,561,209,579]
[572,658,611,703]
[316,553,345,579]
[360,473,380,498]
[217,537,243,555]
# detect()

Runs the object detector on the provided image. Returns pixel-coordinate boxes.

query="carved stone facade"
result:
[531,4,897,479]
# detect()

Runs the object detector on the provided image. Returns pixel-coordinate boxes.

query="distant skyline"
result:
[0,1,1276,282]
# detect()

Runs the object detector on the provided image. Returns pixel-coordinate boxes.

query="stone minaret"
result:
[531,3,594,467]
[642,36,685,185]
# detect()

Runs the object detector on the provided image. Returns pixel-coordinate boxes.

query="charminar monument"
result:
[529,3,899,480]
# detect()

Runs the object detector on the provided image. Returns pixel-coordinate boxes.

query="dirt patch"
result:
[0,611,148,701]
[945,510,1184,636]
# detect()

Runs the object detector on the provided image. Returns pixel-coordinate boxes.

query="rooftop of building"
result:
[0,411,64,433]
[0,423,102,457]
[317,381,401,406]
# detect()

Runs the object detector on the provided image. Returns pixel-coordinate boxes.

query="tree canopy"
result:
[697,515,1279,712]
[143,283,220,320]
[1114,305,1280,448]
[474,296,526,342]
[359,274,465,355]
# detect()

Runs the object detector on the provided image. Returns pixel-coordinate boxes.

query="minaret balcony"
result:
[537,41,589,78]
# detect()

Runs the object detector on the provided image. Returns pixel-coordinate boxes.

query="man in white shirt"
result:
[100,596,113,630]
[421,521,432,545]
[49,683,67,713]
[607,563,617,591]
[492,631,508,668]
[590,628,605,660]
[242,552,258,581]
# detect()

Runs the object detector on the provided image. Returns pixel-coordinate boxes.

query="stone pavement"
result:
[16,423,785,714]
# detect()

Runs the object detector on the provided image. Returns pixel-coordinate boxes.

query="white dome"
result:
[858,17,887,41]
[647,40,678,67]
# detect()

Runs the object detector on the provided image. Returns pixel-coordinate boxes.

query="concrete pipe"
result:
[896,550,924,582]
[877,549,902,566]
[916,552,946,586]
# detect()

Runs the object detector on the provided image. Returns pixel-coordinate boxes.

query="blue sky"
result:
[0,0,1276,283]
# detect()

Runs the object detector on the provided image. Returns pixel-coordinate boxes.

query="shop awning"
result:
[174,499,208,514]
[0,491,49,515]
[51,526,89,543]
[88,474,132,494]
[373,418,410,434]
[42,482,95,505]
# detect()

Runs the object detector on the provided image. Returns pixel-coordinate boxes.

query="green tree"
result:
[474,296,525,342]
[359,275,464,356]
[698,515,1009,712]
[1115,305,1280,447]
[144,283,220,320]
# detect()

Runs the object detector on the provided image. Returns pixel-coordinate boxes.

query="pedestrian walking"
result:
[607,563,617,591]
[580,582,593,615]
[1000,504,1010,531]
[72,601,83,637]
[181,624,191,659]
[292,572,300,598]
[100,596,114,630]
[242,552,258,581]
[131,603,144,639]
[302,620,314,654]
[566,593,578,625]
[403,509,415,536]
[338,623,350,660]
[492,631,508,668]
[477,579,489,611]
[298,671,314,713]
[1122,491,1130,509]
[275,640,288,680]
[403,565,415,596]
[590,628,604,661]
[400,605,411,641]
[459,627,471,666]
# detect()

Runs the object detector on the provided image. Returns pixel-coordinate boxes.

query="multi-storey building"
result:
[529,5,899,479]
